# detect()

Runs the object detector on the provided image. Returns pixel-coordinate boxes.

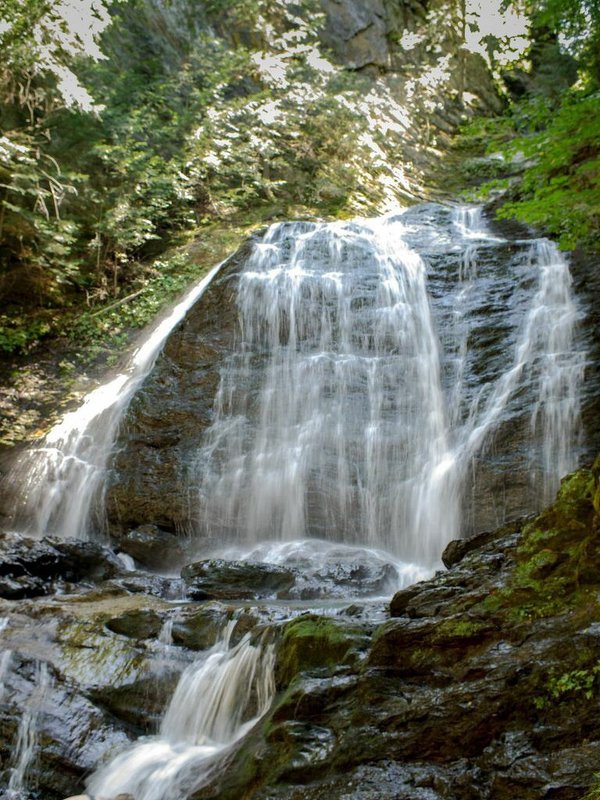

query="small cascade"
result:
[87,621,275,800]
[528,240,584,502]
[0,650,12,704]
[461,237,584,489]
[0,619,12,705]
[6,662,51,799]
[158,617,174,647]
[4,262,223,540]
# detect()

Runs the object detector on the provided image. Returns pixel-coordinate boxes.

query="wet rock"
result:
[287,558,399,600]
[170,603,229,651]
[111,573,186,600]
[0,653,131,799]
[89,671,181,733]
[441,518,527,569]
[276,615,369,686]
[388,581,425,616]
[181,558,296,600]
[117,524,186,570]
[0,573,47,599]
[201,465,600,800]
[0,532,123,598]
[106,608,164,640]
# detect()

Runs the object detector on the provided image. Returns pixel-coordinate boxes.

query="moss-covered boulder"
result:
[276,615,368,687]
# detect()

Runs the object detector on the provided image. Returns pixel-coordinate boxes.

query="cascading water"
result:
[197,218,456,564]
[6,662,51,800]
[195,206,584,565]
[3,262,222,540]
[86,621,275,800]
[0,204,587,800]
[2,204,584,570]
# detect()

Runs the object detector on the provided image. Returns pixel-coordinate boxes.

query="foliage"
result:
[526,0,600,81]
[0,0,398,324]
[533,662,600,709]
[461,88,600,250]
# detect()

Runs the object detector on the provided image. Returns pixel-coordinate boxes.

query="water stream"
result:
[0,203,587,800]
[6,662,51,800]
[4,261,223,540]
[87,621,275,800]
[195,206,584,563]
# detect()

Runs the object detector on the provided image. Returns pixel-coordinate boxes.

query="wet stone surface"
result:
[0,466,599,799]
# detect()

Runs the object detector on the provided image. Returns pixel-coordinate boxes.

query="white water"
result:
[0,618,12,705]
[195,208,583,565]
[197,218,456,564]
[6,662,51,799]
[6,262,223,540]
[2,205,584,570]
[87,621,275,800]
[461,237,584,496]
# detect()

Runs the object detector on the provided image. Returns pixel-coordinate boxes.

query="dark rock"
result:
[45,536,124,581]
[181,558,296,600]
[105,239,255,538]
[441,518,528,568]
[117,524,186,570]
[170,603,230,651]
[106,608,164,640]
[388,581,425,616]
[0,532,123,597]
[0,573,47,599]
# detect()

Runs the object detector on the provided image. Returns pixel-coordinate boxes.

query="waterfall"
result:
[4,262,223,540]
[1,204,584,567]
[197,218,456,564]
[460,236,584,497]
[195,207,584,564]
[87,622,275,800]
[528,240,584,502]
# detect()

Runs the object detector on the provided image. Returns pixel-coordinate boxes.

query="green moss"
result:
[433,618,488,641]
[467,466,599,625]
[276,615,364,686]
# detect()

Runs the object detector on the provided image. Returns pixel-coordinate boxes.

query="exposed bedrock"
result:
[104,207,599,557]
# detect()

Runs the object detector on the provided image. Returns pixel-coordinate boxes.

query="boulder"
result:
[117,524,186,570]
[0,532,123,598]
[181,559,296,600]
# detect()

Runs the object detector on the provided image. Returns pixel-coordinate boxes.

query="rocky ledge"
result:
[0,461,599,799]
[198,460,600,800]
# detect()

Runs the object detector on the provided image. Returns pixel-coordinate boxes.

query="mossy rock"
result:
[276,615,365,687]
[592,454,600,517]
[106,608,164,640]
[476,465,600,623]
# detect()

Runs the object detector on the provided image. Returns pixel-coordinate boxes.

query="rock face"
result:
[0,466,598,799]
[193,465,600,800]
[0,532,124,599]
[104,239,255,544]
[182,559,296,600]
[104,205,598,549]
